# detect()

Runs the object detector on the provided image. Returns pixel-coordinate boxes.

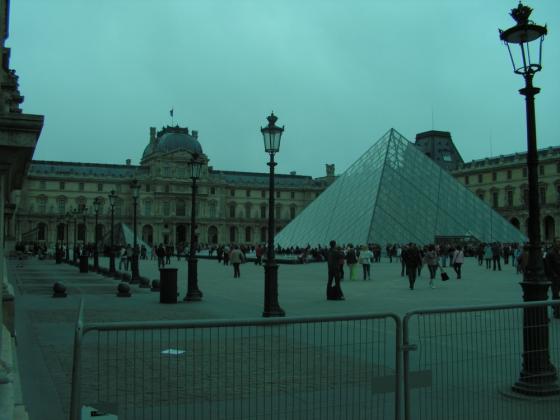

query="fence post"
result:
[69,299,85,420]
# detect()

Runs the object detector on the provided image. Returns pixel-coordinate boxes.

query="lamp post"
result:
[130,180,141,283]
[72,208,78,263]
[108,190,117,274]
[93,198,100,271]
[65,212,70,262]
[260,112,285,317]
[184,154,203,301]
[499,2,559,396]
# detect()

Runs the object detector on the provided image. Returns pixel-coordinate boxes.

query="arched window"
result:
[37,223,47,241]
[57,223,65,241]
[176,199,186,217]
[245,227,252,242]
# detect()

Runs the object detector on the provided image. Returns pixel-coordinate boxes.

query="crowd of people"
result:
[11,238,560,318]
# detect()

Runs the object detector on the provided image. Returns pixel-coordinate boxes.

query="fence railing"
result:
[70,300,560,420]
[403,301,560,420]
[70,306,401,420]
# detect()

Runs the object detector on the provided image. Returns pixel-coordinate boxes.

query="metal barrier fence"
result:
[403,301,560,420]
[70,306,401,420]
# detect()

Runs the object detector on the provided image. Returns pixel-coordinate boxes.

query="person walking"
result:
[345,244,358,280]
[452,246,465,279]
[230,245,244,278]
[156,243,165,269]
[358,245,373,280]
[402,243,422,290]
[545,240,560,319]
[425,245,438,288]
[223,244,230,266]
[125,244,133,271]
[326,240,344,300]
[483,243,492,269]
[491,242,502,271]
[255,244,263,265]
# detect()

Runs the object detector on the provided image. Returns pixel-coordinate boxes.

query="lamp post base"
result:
[263,262,285,317]
[184,257,202,301]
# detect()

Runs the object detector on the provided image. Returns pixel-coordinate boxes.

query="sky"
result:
[8,0,560,178]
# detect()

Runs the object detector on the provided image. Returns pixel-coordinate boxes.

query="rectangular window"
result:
[162,201,170,216]
[507,170,512,180]
[145,184,151,192]
[523,167,527,177]
[492,172,497,181]
[39,180,46,190]
[276,191,281,198]
[261,190,265,198]
[507,190,513,207]
[230,189,235,197]
[260,205,266,219]
[57,200,66,214]
[464,176,469,185]
[144,201,152,216]
[38,199,47,214]
[60,181,65,190]
[539,165,545,176]
[492,192,499,208]
[79,182,84,191]
[210,187,215,195]
[540,187,546,204]
[478,174,482,183]
[523,189,529,204]
[291,191,295,199]
[229,205,236,218]
[97,183,103,192]
[246,189,251,197]
[290,207,296,219]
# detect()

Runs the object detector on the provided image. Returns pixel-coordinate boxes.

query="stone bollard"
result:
[52,282,67,298]
[116,282,131,297]
[139,277,151,289]
[150,279,160,292]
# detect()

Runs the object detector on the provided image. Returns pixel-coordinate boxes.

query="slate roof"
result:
[209,169,324,188]
[28,161,147,178]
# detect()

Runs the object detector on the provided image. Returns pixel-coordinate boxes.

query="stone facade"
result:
[18,125,334,248]
[451,147,560,242]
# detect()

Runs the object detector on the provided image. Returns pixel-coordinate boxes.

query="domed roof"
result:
[142,126,202,160]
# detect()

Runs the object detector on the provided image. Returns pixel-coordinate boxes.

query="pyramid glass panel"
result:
[275,129,526,247]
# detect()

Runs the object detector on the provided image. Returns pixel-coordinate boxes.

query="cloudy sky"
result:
[9,0,560,178]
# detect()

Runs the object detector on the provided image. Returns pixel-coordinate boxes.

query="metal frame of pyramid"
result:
[275,128,527,247]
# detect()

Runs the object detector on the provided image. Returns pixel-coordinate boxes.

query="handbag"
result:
[440,271,449,281]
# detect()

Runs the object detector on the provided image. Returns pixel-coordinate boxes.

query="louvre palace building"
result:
[15,124,334,248]
[12,125,560,249]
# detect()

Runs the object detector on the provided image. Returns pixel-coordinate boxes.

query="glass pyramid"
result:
[275,128,527,247]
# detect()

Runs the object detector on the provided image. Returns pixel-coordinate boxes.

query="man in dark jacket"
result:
[402,243,422,290]
[545,241,560,318]
[327,240,344,300]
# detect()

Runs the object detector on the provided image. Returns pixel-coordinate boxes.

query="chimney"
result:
[150,127,156,144]
[192,130,198,139]
[126,159,131,166]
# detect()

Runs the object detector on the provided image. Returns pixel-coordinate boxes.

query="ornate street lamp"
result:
[108,190,117,274]
[184,154,203,301]
[72,208,78,263]
[93,198,101,271]
[130,180,141,283]
[260,112,285,317]
[499,3,558,396]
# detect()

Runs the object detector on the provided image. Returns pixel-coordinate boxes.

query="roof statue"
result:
[275,129,527,247]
